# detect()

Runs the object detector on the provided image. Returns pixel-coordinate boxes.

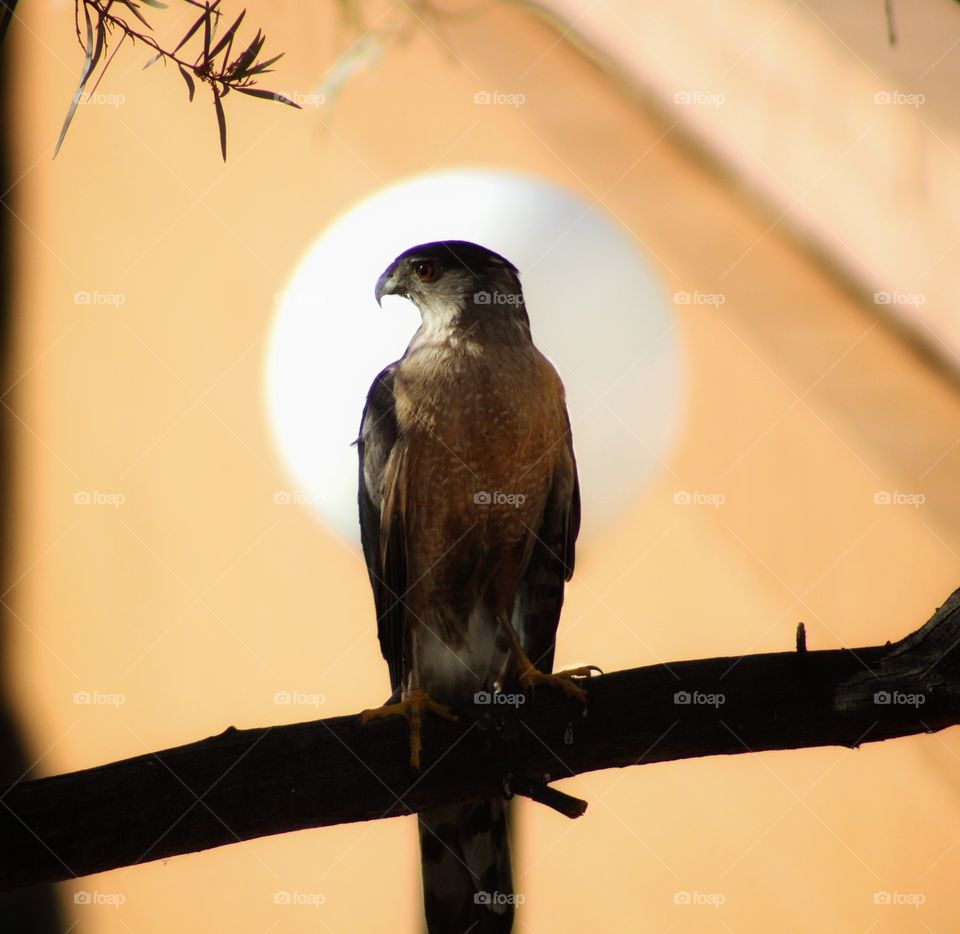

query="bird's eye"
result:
[413,261,436,282]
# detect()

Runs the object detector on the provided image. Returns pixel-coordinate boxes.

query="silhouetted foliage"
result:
[56,0,299,159]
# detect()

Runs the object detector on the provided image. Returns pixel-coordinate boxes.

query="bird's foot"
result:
[360,688,458,769]
[518,664,595,703]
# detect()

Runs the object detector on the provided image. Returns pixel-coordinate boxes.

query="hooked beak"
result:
[374,266,400,307]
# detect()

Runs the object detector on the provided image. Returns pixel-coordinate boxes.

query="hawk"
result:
[357,240,586,933]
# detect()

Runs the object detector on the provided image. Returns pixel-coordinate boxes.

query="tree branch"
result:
[2,586,959,891]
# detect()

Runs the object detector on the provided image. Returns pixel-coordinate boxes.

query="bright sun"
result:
[264,168,680,548]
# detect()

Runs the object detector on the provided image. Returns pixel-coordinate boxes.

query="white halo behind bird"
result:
[265,168,681,547]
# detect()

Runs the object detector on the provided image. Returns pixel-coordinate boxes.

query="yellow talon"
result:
[361,688,458,769]
[518,665,589,703]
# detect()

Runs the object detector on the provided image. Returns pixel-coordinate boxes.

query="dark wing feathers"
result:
[561,449,581,581]
[357,365,406,693]
[515,421,580,674]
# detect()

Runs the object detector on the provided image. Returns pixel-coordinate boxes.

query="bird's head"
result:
[374,240,530,337]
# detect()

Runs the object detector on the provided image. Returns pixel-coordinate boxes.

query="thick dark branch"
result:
[3,587,960,891]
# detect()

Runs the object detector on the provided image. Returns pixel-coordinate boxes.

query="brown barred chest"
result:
[393,343,564,487]
[392,340,565,589]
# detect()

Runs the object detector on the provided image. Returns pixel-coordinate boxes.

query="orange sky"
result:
[6,1,960,932]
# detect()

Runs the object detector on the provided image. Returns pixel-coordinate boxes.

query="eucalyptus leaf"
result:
[172,1,217,56]
[120,0,152,29]
[210,8,244,61]
[54,5,103,157]
[178,64,196,101]
[234,86,301,108]
[212,86,227,160]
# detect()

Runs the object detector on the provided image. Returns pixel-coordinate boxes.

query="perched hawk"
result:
[357,241,585,933]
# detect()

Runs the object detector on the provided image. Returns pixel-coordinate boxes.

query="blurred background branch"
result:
[0,1,16,46]
[0,33,65,934]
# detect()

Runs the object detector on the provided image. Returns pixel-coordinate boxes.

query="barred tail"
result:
[418,797,514,933]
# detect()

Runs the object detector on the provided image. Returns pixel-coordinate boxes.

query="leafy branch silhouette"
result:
[57,0,299,159]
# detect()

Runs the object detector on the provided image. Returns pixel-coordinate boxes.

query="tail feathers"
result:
[419,798,514,933]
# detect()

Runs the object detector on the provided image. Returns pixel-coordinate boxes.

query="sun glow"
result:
[264,169,680,546]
